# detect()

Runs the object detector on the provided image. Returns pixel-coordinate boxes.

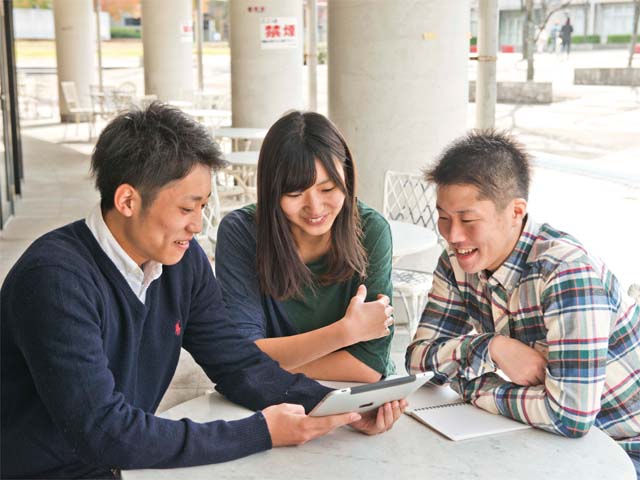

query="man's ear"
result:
[113,184,141,218]
[511,197,528,224]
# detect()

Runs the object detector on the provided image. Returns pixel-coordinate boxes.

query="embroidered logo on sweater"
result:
[174,321,181,336]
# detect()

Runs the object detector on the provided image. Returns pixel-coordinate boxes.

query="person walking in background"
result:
[536,26,549,54]
[560,17,573,58]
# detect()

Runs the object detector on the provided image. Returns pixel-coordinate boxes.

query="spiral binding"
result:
[414,400,467,411]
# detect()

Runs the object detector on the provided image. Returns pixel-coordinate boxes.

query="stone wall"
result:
[469,80,553,104]
[574,68,640,86]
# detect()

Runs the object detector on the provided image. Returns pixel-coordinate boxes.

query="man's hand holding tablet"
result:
[309,372,432,416]
[262,373,432,445]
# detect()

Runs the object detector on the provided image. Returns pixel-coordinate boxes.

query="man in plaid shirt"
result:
[406,131,640,476]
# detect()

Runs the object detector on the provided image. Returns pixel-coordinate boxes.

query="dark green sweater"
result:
[216,201,395,376]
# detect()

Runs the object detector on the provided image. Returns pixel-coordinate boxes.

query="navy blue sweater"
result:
[1,221,331,479]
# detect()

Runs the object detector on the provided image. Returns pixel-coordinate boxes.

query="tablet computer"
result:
[309,372,433,417]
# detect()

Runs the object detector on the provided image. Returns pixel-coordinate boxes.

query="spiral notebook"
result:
[406,389,531,441]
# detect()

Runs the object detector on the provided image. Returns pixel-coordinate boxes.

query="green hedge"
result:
[607,34,632,44]
[548,34,600,45]
[304,45,327,65]
[572,34,601,44]
[110,27,142,39]
[318,47,327,65]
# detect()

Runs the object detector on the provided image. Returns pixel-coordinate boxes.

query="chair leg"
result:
[412,292,430,338]
[398,292,413,332]
[408,294,420,338]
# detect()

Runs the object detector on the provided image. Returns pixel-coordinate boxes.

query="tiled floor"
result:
[1,129,99,280]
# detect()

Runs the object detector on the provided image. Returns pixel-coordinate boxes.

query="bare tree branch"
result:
[628,0,640,67]
[534,0,574,43]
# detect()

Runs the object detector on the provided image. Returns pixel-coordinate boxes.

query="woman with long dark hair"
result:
[215,111,395,382]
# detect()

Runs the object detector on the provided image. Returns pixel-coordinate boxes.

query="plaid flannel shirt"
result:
[406,217,640,455]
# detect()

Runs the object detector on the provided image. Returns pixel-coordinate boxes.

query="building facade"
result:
[470,0,638,49]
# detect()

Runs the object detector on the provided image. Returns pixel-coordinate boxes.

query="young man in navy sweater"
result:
[1,103,405,479]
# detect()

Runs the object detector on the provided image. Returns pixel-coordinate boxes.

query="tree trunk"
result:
[526,0,534,81]
[522,1,529,60]
[629,0,640,68]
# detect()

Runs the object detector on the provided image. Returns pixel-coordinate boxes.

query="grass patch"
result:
[111,27,141,39]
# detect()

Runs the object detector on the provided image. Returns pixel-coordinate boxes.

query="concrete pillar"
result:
[141,0,194,101]
[52,0,96,121]
[230,0,304,128]
[588,0,597,36]
[306,0,318,111]
[329,0,470,210]
[196,0,204,91]
[476,0,498,129]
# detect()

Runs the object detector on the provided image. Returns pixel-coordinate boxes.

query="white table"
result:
[214,127,269,151]
[389,220,439,262]
[183,108,232,123]
[167,99,193,108]
[181,108,232,132]
[122,386,635,480]
[218,151,260,203]
[224,150,259,167]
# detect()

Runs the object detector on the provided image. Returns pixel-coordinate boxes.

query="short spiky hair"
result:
[91,102,225,211]
[426,130,531,208]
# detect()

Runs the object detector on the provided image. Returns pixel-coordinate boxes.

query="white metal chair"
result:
[60,81,94,141]
[196,170,257,264]
[109,81,138,112]
[89,84,118,124]
[383,170,443,336]
[196,179,223,262]
[629,284,640,304]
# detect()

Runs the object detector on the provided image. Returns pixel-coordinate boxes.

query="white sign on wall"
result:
[180,21,193,43]
[260,17,297,49]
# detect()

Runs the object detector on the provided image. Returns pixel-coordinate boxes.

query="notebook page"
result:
[409,384,462,408]
[409,403,531,441]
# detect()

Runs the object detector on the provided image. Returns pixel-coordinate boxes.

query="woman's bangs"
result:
[280,148,317,194]
[317,149,348,194]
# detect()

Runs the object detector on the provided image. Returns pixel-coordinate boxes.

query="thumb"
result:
[353,284,367,303]
[324,411,362,430]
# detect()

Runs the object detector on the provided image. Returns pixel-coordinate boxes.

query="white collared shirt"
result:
[85,203,162,303]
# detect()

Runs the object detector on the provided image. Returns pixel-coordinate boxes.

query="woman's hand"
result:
[340,285,394,345]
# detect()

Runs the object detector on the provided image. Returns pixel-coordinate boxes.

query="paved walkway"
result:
[0,130,98,279]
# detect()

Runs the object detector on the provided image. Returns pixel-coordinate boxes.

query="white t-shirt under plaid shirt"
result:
[406,216,640,457]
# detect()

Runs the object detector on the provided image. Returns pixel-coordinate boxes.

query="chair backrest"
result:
[193,90,216,109]
[382,170,438,232]
[117,81,137,95]
[60,81,79,109]
[195,178,223,258]
[90,85,115,117]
